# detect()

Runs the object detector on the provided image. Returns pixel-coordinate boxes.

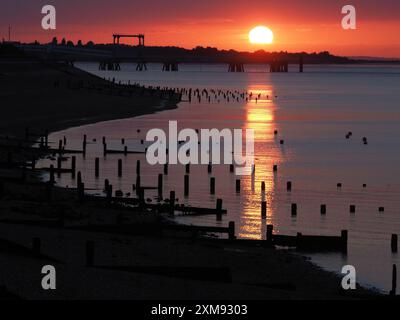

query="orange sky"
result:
[2,0,400,57]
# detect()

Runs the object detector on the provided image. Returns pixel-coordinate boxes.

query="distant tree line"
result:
[21,38,354,64]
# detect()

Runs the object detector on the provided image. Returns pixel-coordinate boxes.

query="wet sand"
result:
[0,51,382,299]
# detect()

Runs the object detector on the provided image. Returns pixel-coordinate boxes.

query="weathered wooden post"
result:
[77,171,82,186]
[228,221,235,240]
[321,204,327,215]
[118,159,122,177]
[184,174,189,197]
[261,201,267,219]
[291,203,297,216]
[136,160,141,175]
[95,157,100,178]
[57,157,62,176]
[163,163,168,175]
[136,175,141,195]
[138,187,145,207]
[78,182,85,202]
[158,174,163,198]
[216,198,223,221]
[32,237,41,256]
[82,140,86,156]
[86,241,95,267]
[266,225,273,244]
[71,156,76,178]
[390,264,397,296]
[210,177,215,194]
[341,230,348,252]
[235,179,241,193]
[49,165,55,184]
[106,184,112,201]
[169,191,175,216]
[392,234,398,253]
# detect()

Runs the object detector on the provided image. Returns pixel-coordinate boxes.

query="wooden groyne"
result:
[266,225,348,252]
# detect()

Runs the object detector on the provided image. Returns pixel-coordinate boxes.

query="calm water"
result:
[38,63,400,292]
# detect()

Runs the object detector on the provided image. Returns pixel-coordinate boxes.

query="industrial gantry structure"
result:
[99,33,147,71]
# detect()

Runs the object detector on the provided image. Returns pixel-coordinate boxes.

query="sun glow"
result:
[249,26,274,44]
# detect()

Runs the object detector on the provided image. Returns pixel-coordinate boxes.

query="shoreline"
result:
[0,50,384,299]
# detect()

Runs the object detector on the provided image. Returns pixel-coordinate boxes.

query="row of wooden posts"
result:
[47,133,398,252]
[48,154,400,253]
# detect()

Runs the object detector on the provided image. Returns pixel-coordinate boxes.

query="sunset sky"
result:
[2,0,400,57]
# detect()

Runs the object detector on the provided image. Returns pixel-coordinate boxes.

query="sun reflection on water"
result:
[238,87,283,239]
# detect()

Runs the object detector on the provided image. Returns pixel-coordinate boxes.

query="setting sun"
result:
[249,26,274,44]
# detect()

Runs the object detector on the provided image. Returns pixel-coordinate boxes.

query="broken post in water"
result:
[184,174,189,197]
[95,157,99,178]
[210,177,215,195]
[216,198,223,221]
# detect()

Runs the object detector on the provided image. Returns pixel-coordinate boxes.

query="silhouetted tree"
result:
[51,37,58,46]
[77,40,83,47]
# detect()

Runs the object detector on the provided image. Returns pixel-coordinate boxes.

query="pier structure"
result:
[269,60,289,72]
[99,33,146,71]
[162,62,179,71]
[228,63,245,72]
